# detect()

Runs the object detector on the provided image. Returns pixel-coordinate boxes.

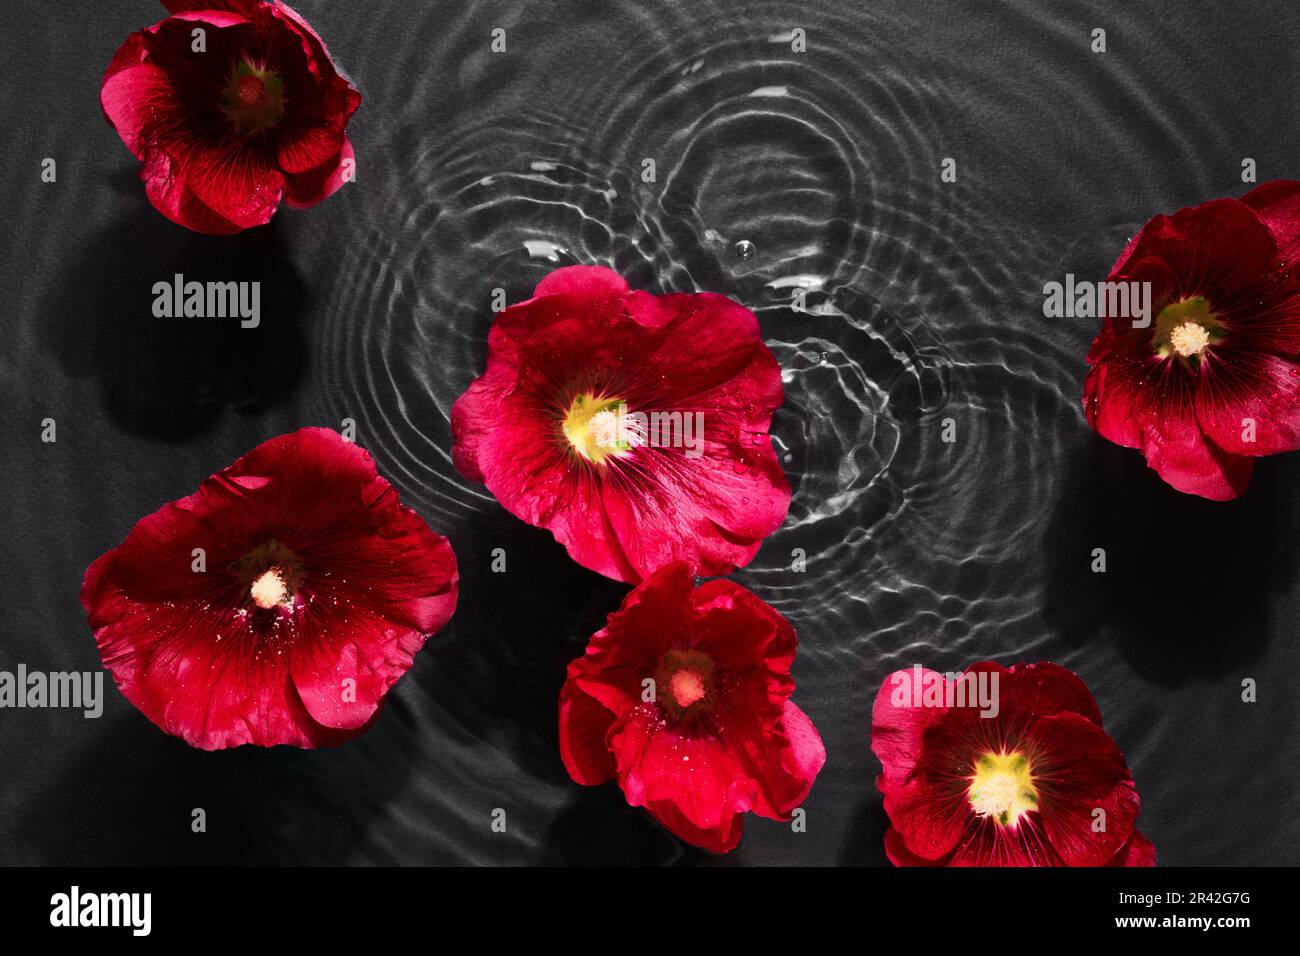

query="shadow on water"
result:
[41,170,307,441]
[1043,435,1300,684]
[415,508,629,777]
[417,507,730,864]
[13,704,418,865]
[836,797,891,866]
[543,788,686,866]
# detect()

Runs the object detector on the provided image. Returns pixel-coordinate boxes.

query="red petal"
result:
[1086,347,1254,500]
[1030,712,1141,867]
[139,148,247,235]
[871,665,950,794]
[168,139,285,231]
[557,681,619,785]
[1114,199,1278,305]
[885,825,949,866]
[162,0,262,12]
[101,41,169,159]
[277,122,348,176]
[1142,412,1253,500]
[533,264,629,299]
[1240,179,1300,264]
[988,661,1104,728]
[1193,350,1300,455]
[610,705,756,853]
[728,700,826,819]
[284,137,355,209]
[1105,830,1157,867]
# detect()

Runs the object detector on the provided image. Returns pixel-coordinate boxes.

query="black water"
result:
[1,0,1298,865]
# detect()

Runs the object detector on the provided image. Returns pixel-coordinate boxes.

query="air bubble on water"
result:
[733,240,756,260]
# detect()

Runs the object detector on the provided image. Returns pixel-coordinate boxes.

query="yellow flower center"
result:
[1152,296,1224,361]
[968,752,1038,827]
[250,567,289,609]
[562,393,639,464]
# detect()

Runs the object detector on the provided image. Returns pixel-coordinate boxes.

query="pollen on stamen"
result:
[969,773,1019,820]
[1170,320,1211,358]
[250,567,288,609]
[669,669,707,709]
[588,409,622,449]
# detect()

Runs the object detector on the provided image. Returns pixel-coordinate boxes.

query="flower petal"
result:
[1105,830,1157,867]
[534,264,630,299]
[1030,712,1142,867]
[1194,351,1300,455]
[1241,179,1300,264]
[611,704,757,853]
[284,137,355,209]
[558,681,620,785]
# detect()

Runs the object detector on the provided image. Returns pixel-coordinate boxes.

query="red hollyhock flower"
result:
[82,428,458,750]
[101,1,360,234]
[558,562,825,853]
[871,662,1154,866]
[1083,180,1300,500]
[452,266,790,584]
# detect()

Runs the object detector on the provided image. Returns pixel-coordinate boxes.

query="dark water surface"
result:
[1,0,1298,865]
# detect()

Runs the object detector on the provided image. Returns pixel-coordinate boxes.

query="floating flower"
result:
[871,661,1154,866]
[452,266,790,583]
[82,428,458,750]
[558,562,825,853]
[101,0,360,234]
[1083,180,1300,499]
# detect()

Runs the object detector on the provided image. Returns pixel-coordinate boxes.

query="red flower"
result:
[558,562,825,853]
[1083,180,1300,500]
[871,662,1154,866]
[101,0,360,234]
[82,428,458,750]
[452,266,791,584]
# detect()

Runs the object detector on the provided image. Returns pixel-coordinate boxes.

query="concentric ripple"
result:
[268,0,1275,864]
